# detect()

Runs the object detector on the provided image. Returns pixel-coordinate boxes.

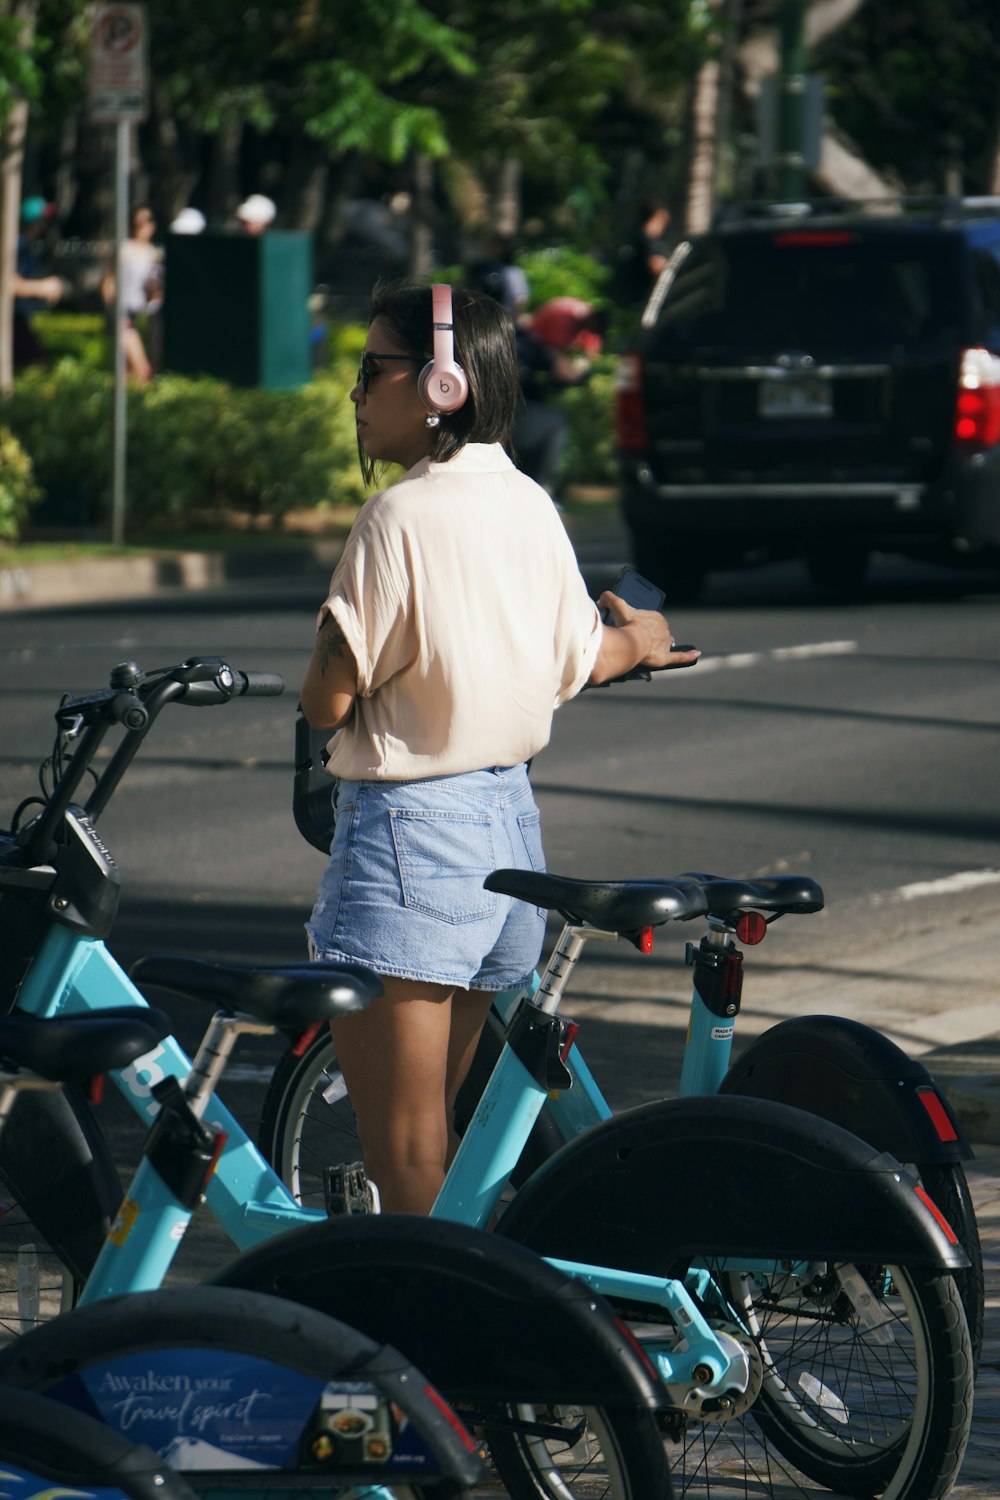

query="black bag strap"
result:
[292,708,336,854]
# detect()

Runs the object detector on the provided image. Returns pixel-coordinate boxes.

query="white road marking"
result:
[895,869,1000,901]
[672,640,858,674]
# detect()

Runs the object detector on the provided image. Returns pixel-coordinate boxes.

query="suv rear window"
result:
[648,233,959,352]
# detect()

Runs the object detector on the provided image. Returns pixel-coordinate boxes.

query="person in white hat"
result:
[170,207,206,234]
[236,194,276,235]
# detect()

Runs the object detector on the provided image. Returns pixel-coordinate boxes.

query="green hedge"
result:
[0,426,41,540]
[0,333,616,541]
[0,356,369,534]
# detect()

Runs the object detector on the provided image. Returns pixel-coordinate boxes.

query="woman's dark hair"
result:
[358,277,521,486]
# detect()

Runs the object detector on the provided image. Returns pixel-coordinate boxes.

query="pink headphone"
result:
[417,284,469,416]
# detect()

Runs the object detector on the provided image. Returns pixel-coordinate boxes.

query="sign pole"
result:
[89,3,147,547]
[111,117,129,546]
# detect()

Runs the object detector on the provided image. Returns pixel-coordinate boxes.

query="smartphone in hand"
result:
[601,565,699,670]
[600,565,665,623]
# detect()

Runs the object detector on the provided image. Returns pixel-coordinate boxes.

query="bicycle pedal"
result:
[323,1161,375,1215]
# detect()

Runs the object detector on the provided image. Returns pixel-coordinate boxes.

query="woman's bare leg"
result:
[444,989,494,1168]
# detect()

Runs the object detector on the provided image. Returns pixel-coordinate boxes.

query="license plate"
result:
[759,377,833,419]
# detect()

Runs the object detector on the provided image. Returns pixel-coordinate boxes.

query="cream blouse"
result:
[317,443,602,780]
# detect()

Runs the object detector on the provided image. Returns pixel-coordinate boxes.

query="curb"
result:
[0,539,347,613]
[0,510,625,615]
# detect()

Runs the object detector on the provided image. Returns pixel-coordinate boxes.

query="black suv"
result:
[615,198,1000,596]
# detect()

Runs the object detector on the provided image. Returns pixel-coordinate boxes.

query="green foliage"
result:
[0,426,41,541]
[31,312,109,368]
[0,358,369,532]
[516,247,611,310]
[559,357,617,486]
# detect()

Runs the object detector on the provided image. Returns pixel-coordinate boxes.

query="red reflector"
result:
[639,926,654,955]
[735,911,767,945]
[916,1086,959,1143]
[293,1021,323,1058]
[202,1129,229,1193]
[772,231,856,246]
[914,1183,958,1244]
[88,1074,106,1106]
[560,1020,581,1062]
[422,1383,479,1453]
[613,1316,661,1383]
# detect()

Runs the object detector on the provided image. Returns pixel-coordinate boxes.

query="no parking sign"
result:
[89,3,148,121]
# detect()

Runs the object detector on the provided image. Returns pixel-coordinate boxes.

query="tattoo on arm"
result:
[316,617,349,677]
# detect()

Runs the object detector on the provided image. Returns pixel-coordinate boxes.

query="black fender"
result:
[210,1212,664,1410]
[0,1083,121,1284]
[719,1014,972,1164]
[496,1094,968,1273]
[0,1286,485,1496]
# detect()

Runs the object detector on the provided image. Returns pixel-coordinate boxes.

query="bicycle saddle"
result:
[129,956,382,1028]
[484,870,708,932]
[680,873,824,922]
[0,1006,172,1083]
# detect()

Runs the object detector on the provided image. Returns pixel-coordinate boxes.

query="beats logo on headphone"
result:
[418,283,469,416]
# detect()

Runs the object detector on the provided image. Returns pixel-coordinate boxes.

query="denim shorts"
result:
[306,764,546,990]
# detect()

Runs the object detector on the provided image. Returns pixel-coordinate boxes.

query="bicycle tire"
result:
[0,1188,76,1344]
[259,1009,561,1210]
[486,1401,668,1500]
[0,1387,199,1500]
[0,1083,121,1345]
[722,1258,972,1500]
[0,1285,484,1500]
[912,1159,984,1375]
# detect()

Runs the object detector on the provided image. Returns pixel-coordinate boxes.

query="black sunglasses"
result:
[356,351,423,394]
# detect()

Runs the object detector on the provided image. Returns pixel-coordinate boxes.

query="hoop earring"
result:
[425,413,441,428]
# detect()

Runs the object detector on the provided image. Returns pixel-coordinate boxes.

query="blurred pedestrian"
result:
[614,196,672,309]
[236,194,276,235]
[169,207,206,235]
[12,196,63,369]
[102,205,163,384]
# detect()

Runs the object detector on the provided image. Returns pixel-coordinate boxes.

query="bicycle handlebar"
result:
[21,657,285,861]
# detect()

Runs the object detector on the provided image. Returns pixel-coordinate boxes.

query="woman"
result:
[102,206,163,383]
[301,279,697,1214]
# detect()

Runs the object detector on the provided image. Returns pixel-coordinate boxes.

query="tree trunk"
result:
[0,0,38,392]
[493,156,521,239]
[685,56,721,234]
[410,153,434,277]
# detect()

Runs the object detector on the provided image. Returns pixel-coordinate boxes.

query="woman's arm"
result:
[300,612,360,729]
[588,590,699,684]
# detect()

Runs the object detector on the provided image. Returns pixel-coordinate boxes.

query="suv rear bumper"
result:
[620,455,1000,559]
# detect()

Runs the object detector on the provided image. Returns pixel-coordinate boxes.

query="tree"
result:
[1,0,40,390]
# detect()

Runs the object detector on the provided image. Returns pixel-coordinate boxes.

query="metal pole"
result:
[111,117,128,545]
[775,0,807,201]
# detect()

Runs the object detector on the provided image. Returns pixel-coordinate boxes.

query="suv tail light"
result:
[615,354,649,451]
[954,347,1000,449]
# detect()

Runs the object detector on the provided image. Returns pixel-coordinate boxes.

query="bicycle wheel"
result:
[486,1401,668,1500]
[258,1027,362,1211]
[0,1285,484,1500]
[260,1011,561,1210]
[0,1085,119,1344]
[0,1189,75,1344]
[912,1159,984,1375]
[690,1259,972,1500]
